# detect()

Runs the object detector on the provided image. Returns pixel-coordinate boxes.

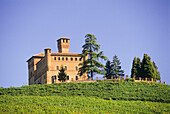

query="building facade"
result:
[27,37,88,85]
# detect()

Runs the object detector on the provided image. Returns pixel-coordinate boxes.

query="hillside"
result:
[0,81,170,113]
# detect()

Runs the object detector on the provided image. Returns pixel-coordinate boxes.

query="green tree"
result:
[58,65,67,82]
[141,54,156,79]
[112,55,124,78]
[153,61,161,80]
[105,60,113,79]
[131,57,137,78]
[136,57,142,78]
[78,34,107,80]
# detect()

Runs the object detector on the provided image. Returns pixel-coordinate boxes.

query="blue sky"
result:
[0,0,169,87]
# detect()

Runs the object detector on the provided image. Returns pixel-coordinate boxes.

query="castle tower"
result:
[57,37,70,53]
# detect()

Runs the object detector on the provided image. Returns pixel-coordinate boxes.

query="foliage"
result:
[105,60,112,79]
[131,57,141,78]
[112,55,124,78]
[131,54,160,80]
[0,95,170,113]
[58,65,67,82]
[136,57,142,78]
[141,54,156,79]
[78,34,107,79]
[0,81,169,103]
[131,57,137,78]
[153,61,161,80]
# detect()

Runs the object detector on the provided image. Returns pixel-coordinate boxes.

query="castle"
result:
[27,37,88,85]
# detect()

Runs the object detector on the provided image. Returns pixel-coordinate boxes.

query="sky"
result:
[0,0,169,88]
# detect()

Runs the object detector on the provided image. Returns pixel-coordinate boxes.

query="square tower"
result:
[57,37,70,53]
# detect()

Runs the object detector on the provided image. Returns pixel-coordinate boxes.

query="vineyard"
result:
[0,81,170,113]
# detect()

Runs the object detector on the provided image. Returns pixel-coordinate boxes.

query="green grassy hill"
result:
[0,81,170,113]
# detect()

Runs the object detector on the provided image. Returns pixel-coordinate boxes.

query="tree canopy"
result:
[58,65,67,82]
[78,34,107,79]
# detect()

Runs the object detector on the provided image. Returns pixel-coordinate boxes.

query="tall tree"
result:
[112,55,124,78]
[141,54,156,79]
[136,57,142,78]
[78,34,107,79]
[58,65,67,82]
[105,60,112,79]
[131,57,137,78]
[153,61,161,80]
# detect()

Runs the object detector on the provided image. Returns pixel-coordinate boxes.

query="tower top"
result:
[57,37,70,53]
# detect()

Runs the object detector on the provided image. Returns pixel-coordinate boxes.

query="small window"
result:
[66,40,68,43]
[71,58,73,61]
[67,76,69,80]
[63,39,65,43]
[65,66,67,70]
[54,57,56,60]
[75,58,77,61]
[76,76,78,80]
[66,57,68,61]
[58,57,60,61]
[56,66,59,70]
[75,66,78,71]
[79,58,82,61]
[62,57,64,61]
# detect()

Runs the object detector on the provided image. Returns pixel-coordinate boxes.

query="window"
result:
[56,66,59,70]
[66,57,68,61]
[62,57,64,61]
[67,76,69,80]
[52,75,56,83]
[66,40,68,43]
[75,66,78,71]
[58,57,60,61]
[79,58,82,61]
[54,57,56,60]
[63,39,65,43]
[75,58,77,61]
[65,66,67,70]
[71,58,73,61]
[76,76,78,80]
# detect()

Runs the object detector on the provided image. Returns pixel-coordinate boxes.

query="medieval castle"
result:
[27,37,88,85]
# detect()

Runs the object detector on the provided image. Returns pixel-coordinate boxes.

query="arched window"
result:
[71,58,73,61]
[54,57,56,60]
[75,58,77,61]
[79,58,82,61]
[75,66,78,71]
[56,66,59,70]
[67,76,69,80]
[62,57,64,61]
[65,66,67,70]
[66,57,68,61]
[76,76,78,80]
[58,57,60,61]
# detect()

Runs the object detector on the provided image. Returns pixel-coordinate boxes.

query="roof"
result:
[57,37,70,41]
[26,52,81,62]
[51,53,81,56]
[26,53,45,62]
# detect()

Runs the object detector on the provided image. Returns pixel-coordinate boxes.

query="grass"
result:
[0,81,170,113]
[0,95,170,114]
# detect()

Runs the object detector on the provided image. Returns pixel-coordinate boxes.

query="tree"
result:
[136,57,142,78]
[141,54,156,79]
[112,55,124,78]
[131,57,137,78]
[58,65,67,82]
[153,61,161,80]
[105,60,112,79]
[78,34,107,80]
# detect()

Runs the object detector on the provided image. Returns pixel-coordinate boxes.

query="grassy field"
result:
[0,95,170,113]
[0,81,170,113]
